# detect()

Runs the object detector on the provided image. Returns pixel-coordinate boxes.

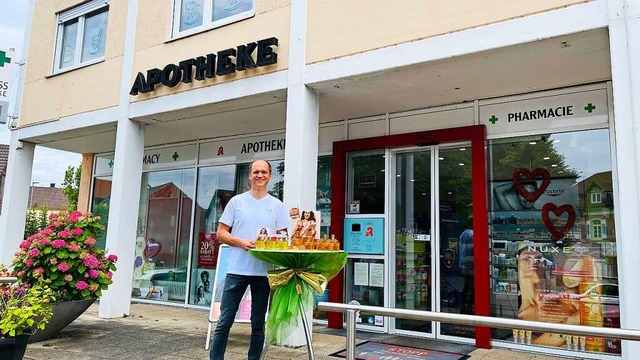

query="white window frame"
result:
[52,0,109,75]
[171,0,255,40]
[591,191,602,204]
[591,219,604,239]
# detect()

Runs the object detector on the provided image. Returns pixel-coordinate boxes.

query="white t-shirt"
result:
[219,191,290,276]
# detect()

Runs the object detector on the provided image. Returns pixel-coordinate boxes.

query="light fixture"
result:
[459,148,466,151]
[396,174,401,177]
[551,164,558,167]
[421,193,427,196]
[439,157,444,160]
[448,192,452,195]
[558,171,564,174]
[529,142,537,145]
[410,179,415,182]
[458,163,465,166]
[543,157,550,160]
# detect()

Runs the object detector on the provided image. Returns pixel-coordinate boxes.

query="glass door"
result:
[436,145,474,339]
[393,150,433,334]
[392,144,474,339]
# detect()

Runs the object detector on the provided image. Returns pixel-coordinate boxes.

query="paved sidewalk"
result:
[23,303,578,360]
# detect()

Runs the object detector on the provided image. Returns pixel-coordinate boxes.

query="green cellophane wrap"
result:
[248,250,347,344]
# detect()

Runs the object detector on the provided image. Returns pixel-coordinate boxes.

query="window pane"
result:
[90,176,112,250]
[133,169,195,303]
[348,152,385,214]
[488,129,619,355]
[81,9,108,63]
[180,0,204,32]
[188,165,236,306]
[235,160,284,200]
[60,20,78,69]
[212,0,254,22]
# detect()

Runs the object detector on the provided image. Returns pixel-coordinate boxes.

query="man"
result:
[210,159,290,360]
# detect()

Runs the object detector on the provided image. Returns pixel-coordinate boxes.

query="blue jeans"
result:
[210,274,270,360]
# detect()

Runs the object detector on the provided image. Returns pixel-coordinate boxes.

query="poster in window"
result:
[198,232,218,269]
[516,242,618,352]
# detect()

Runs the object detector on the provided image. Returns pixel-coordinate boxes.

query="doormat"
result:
[329,341,469,360]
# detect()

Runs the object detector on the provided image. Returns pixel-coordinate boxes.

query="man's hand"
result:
[240,239,256,251]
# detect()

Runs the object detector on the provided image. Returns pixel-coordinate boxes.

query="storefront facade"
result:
[0,0,638,358]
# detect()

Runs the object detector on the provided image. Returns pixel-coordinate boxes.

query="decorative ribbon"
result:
[267,268,328,294]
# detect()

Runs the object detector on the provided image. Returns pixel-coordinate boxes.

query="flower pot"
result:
[29,298,96,343]
[0,334,30,360]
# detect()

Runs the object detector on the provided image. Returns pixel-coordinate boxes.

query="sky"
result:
[0,0,82,188]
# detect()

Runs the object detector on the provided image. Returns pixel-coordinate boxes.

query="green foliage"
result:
[91,204,110,250]
[12,211,118,302]
[61,165,82,211]
[23,204,49,239]
[0,266,55,337]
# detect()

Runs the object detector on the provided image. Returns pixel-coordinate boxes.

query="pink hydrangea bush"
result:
[12,211,117,301]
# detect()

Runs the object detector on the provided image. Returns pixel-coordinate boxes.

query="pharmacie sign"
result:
[0,48,16,124]
[130,37,278,96]
[479,88,609,136]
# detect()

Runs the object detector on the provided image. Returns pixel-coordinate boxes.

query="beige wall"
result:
[131,0,290,101]
[20,0,126,126]
[77,153,95,213]
[307,0,591,64]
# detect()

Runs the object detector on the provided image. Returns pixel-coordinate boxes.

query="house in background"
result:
[28,184,69,212]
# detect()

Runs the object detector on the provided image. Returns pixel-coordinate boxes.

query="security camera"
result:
[9,121,18,129]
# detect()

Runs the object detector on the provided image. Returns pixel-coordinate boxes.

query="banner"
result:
[197,233,218,269]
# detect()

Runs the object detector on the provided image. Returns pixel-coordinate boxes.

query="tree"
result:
[62,165,82,211]
[24,204,49,239]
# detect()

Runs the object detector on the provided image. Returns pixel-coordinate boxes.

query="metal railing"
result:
[0,276,17,284]
[318,301,640,360]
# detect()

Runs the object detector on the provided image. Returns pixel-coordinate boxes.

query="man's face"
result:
[249,160,272,189]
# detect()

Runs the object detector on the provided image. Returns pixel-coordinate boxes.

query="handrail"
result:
[0,277,17,284]
[318,301,640,360]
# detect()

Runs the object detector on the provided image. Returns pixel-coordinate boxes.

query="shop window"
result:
[54,0,109,73]
[90,176,112,250]
[347,151,385,214]
[172,0,255,38]
[488,129,619,355]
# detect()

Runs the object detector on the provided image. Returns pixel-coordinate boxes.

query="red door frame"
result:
[327,125,491,349]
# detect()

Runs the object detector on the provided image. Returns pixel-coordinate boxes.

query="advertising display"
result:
[516,242,619,352]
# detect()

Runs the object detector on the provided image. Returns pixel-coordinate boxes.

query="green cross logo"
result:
[489,115,499,124]
[0,51,11,67]
[108,160,114,168]
[584,103,596,113]
[172,152,179,161]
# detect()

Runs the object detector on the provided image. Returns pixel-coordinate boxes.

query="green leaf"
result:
[78,265,86,273]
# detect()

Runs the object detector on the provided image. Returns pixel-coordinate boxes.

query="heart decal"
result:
[512,168,551,203]
[541,203,576,241]
[144,238,162,259]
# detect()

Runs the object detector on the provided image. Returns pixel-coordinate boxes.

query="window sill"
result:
[46,58,105,78]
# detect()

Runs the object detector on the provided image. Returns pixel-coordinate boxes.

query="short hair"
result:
[249,160,272,174]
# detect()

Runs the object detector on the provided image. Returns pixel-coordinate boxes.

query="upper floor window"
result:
[591,191,602,204]
[54,0,109,73]
[172,0,255,38]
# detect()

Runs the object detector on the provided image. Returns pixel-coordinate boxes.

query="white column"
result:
[98,119,145,318]
[281,0,319,348]
[607,0,640,356]
[98,0,142,318]
[0,132,34,264]
[283,1,319,212]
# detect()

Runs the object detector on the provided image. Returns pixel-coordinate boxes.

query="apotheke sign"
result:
[130,37,278,96]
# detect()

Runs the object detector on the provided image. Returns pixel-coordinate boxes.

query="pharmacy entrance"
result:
[328,125,492,347]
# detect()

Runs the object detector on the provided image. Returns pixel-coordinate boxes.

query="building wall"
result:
[130,0,291,102]
[20,0,127,126]
[306,0,592,64]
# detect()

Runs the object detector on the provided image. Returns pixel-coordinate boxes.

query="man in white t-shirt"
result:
[210,159,289,360]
